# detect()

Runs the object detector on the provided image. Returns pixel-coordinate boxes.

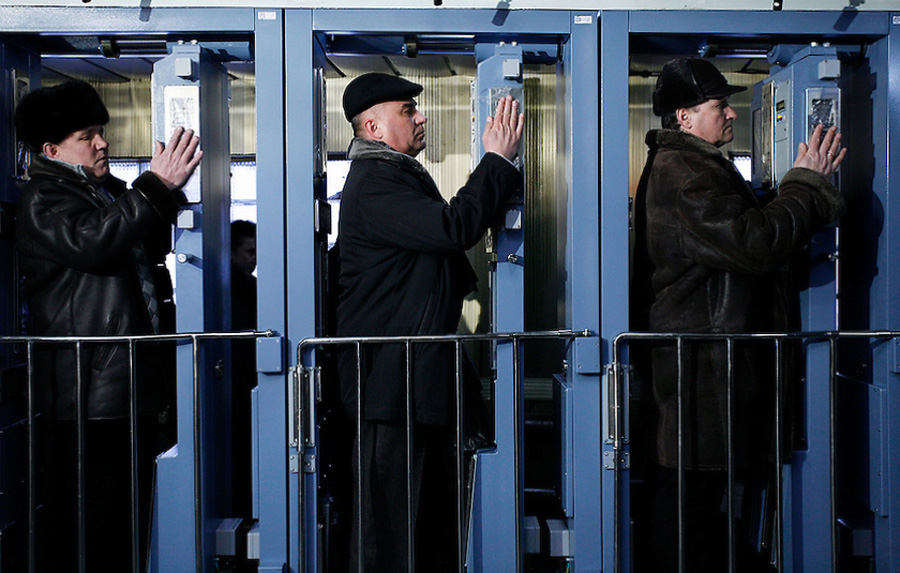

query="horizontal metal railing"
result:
[297,329,589,573]
[612,330,898,573]
[0,330,275,573]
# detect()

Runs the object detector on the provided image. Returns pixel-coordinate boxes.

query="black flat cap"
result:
[342,72,423,122]
[653,58,746,116]
[15,80,109,152]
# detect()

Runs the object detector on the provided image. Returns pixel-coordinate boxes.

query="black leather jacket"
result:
[16,154,181,420]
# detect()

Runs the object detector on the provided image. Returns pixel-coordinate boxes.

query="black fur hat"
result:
[14,80,109,152]
[342,72,423,122]
[652,58,745,116]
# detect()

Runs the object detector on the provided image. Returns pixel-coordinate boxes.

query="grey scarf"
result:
[347,137,436,185]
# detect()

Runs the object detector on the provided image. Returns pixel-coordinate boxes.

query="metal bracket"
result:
[892,338,900,373]
[301,366,319,448]
[574,337,601,374]
[603,450,630,470]
[257,336,284,374]
[288,367,299,448]
[289,454,299,474]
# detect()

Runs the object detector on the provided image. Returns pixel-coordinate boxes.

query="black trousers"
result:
[651,466,771,573]
[350,421,464,573]
[38,418,156,573]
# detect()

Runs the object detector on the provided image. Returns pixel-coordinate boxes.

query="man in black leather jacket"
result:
[14,80,201,571]
[337,73,523,572]
[631,59,846,571]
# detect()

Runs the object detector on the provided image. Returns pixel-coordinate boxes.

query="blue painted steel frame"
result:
[599,12,629,573]
[283,10,324,572]
[0,6,255,33]
[255,9,296,573]
[617,9,899,572]
[472,43,526,573]
[296,9,604,572]
[0,7,262,572]
[870,15,900,573]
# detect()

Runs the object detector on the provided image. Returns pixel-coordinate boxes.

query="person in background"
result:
[631,58,847,571]
[15,79,201,571]
[230,218,257,518]
[336,72,523,572]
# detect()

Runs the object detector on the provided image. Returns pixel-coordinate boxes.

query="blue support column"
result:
[284,9,319,572]
[471,43,526,573]
[570,11,603,573]
[872,13,900,573]
[254,9,295,572]
[152,43,232,572]
[599,11,631,572]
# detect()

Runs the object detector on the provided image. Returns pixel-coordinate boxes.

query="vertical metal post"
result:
[75,341,86,573]
[676,337,685,573]
[774,339,784,572]
[26,341,35,573]
[192,336,203,573]
[454,341,465,573]
[612,357,621,573]
[726,338,735,573]
[355,341,364,573]
[405,340,414,573]
[829,337,838,572]
[128,339,139,573]
[512,338,522,573]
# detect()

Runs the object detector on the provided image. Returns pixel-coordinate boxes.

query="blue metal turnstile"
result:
[151,42,234,572]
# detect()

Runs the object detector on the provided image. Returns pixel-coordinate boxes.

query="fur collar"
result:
[347,137,431,179]
[646,129,725,159]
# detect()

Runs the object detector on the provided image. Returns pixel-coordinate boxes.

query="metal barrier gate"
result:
[0,330,273,573]
[611,330,894,573]
[296,329,588,573]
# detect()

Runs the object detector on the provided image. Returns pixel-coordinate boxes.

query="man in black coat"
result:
[631,59,847,571]
[336,72,523,571]
[14,80,201,571]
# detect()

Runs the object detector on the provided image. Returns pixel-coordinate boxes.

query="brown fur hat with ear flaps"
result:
[653,58,745,117]
[14,80,109,152]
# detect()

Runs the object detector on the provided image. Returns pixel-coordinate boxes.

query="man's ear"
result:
[362,116,381,140]
[676,107,692,130]
[42,142,59,158]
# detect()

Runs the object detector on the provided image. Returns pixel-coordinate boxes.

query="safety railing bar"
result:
[0,329,278,345]
[128,338,139,573]
[513,338,523,573]
[355,341,364,573]
[405,339,414,573]
[76,340,86,573]
[297,329,589,353]
[14,331,273,572]
[829,338,838,573]
[192,335,203,573]
[676,337,685,573]
[609,330,900,573]
[726,338,735,573]
[291,331,587,571]
[612,360,621,573]
[454,340,465,573]
[26,341,36,573]
[774,339,784,572]
[614,330,900,347]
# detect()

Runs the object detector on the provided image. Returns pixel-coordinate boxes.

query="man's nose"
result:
[726,105,738,120]
[95,134,109,150]
[416,111,428,125]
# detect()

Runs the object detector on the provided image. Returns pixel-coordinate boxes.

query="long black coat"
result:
[16,154,180,421]
[336,138,521,425]
[631,129,846,469]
